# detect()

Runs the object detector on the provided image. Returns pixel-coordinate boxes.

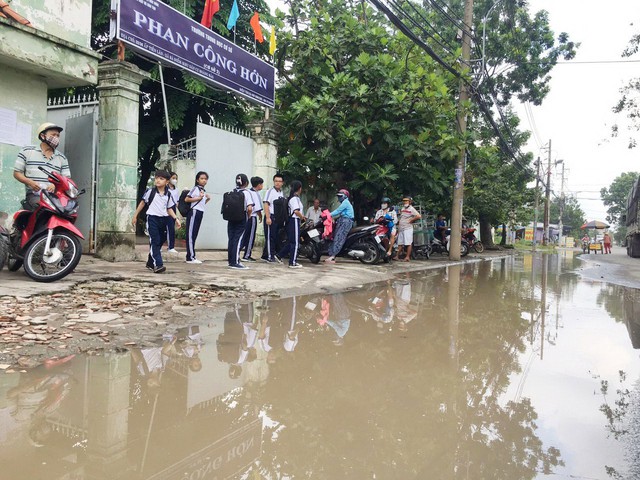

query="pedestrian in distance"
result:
[261,173,285,263]
[132,170,181,273]
[435,213,447,245]
[394,196,421,262]
[603,232,612,254]
[226,173,254,270]
[276,180,306,269]
[306,198,322,224]
[185,171,211,264]
[166,171,180,254]
[325,189,355,264]
[241,176,264,262]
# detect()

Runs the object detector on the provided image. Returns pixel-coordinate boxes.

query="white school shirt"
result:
[143,188,175,217]
[187,186,207,213]
[249,189,263,218]
[263,187,283,214]
[168,186,180,205]
[237,187,254,214]
[288,196,304,218]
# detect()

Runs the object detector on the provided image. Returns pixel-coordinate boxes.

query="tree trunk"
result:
[500,224,507,246]
[479,215,495,249]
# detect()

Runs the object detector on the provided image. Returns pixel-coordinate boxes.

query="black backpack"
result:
[177,189,191,217]
[221,189,246,222]
[272,197,287,226]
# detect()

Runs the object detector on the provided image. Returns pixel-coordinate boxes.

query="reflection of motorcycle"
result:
[463,228,484,253]
[277,219,322,264]
[0,167,84,282]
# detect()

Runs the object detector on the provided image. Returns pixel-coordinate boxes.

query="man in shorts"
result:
[394,196,421,262]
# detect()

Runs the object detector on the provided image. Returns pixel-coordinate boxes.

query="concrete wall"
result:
[0,67,47,217]
[10,0,92,48]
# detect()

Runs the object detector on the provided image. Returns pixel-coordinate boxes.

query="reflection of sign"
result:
[524,228,534,241]
[146,419,262,480]
[115,0,275,108]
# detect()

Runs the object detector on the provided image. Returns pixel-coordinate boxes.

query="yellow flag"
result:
[269,26,276,55]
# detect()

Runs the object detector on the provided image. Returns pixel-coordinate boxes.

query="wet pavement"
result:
[1,251,639,479]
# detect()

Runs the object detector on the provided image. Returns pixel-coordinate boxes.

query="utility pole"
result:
[449,0,474,261]
[542,139,552,246]
[558,161,565,247]
[532,157,541,252]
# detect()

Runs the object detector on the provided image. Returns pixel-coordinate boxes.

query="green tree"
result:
[549,195,586,239]
[600,172,639,225]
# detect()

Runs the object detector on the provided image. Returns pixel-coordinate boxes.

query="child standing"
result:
[132,170,181,273]
[241,176,264,262]
[276,180,306,269]
[227,173,254,270]
[185,171,211,264]
[166,171,180,254]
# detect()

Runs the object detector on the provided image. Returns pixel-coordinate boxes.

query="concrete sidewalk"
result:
[0,244,512,299]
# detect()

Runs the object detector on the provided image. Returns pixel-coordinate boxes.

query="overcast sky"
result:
[265,0,640,224]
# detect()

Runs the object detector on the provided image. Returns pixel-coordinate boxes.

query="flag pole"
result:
[233,26,236,44]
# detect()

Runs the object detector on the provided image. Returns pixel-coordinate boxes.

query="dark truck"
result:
[626,176,640,257]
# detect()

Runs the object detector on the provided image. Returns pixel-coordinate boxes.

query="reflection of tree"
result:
[597,285,640,348]
[254,259,562,479]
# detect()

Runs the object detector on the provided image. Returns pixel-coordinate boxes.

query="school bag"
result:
[272,197,287,226]
[221,189,245,222]
[177,189,191,217]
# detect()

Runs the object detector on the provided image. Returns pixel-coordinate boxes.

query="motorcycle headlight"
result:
[40,192,56,210]
[66,184,79,199]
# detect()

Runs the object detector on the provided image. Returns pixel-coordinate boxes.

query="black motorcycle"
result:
[320,223,384,264]
[277,219,323,264]
[415,230,469,258]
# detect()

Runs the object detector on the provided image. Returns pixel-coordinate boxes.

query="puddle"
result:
[1,253,639,479]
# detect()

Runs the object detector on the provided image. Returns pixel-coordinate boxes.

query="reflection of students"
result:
[216,304,257,378]
[394,280,418,332]
[284,296,300,352]
[162,325,203,372]
[131,347,170,391]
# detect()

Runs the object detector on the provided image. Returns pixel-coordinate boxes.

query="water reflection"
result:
[1,254,639,479]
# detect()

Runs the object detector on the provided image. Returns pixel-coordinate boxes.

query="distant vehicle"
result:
[625,176,640,257]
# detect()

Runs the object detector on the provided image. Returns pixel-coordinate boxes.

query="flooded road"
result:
[1,252,639,480]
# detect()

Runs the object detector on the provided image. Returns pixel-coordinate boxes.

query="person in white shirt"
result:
[228,173,254,270]
[166,171,181,254]
[275,180,306,269]
[261,173,285,262]
[185,171,211,264]
[131,170,181,273]
[241,176,264,262]
[306,198,322,224]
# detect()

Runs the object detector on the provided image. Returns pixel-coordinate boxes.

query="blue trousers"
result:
[241,216,258,259]
[329,217,353,257]
[277,217,300,265]
[166,205,177,249]
[185,209,203,261]
[228,219,246,266]
[261,216,281,260]
[146,215,168,268]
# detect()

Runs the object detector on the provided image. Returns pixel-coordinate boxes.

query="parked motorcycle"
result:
[463,228,484,253]
[419,230,469,258]
[0,167,84,282]
[320,223,384,265]
[277,219,322,264]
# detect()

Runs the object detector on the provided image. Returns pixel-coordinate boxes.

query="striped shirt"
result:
[14,146,70,195]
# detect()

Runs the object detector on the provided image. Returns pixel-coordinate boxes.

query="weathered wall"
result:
[0,67,47,217]
[10,0,92,48]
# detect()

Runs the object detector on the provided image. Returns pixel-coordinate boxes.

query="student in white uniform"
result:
[227,173,254,269]
[241,176,264,262]
[185,171,211,264]
[275,180,306,268]
[166,171,180,254]
[261,173,284,262]
[131,170,181,273]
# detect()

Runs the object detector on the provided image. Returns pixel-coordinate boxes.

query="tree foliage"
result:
[600,172,639,225]
[549,195,586,238]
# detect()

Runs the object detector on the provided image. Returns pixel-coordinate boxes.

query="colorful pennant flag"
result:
[227,0,240,31]
[269,26,276,55]
[250,12,264,43]
[200,0,219,29]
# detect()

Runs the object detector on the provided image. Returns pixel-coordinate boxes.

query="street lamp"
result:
[480,0,506,81]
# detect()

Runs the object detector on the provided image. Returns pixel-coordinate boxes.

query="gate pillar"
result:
[248,116,279,183]
[95,61,149,261]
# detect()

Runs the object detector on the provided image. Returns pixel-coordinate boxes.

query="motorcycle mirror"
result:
[363,216,369,222]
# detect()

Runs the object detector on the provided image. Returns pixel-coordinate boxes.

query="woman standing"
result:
[603,232,612,254]
[276,180,306,269]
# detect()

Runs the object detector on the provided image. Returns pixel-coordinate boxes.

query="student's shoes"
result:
[146,265,154,271]
[229,263,250,270]
[274,255,283,264]
[167,248,179,254]
[262,257,276,263]
[186,259,203,264]
[243,256,257,262]
[153,266,166,273]
[289,263,303,269]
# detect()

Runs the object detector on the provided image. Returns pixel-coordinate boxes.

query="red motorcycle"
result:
[463,228,484,253]
[0,167,84,282]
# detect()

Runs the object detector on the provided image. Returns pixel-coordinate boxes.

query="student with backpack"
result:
[275,180,306,269]
[261,173,285,263]
[131,170,181,273]
[166,171,180,254]
[240,176,264,262]
[224,173,254,270]
[185,171,210,264]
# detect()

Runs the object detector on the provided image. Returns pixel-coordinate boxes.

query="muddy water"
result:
[1,253,639,480]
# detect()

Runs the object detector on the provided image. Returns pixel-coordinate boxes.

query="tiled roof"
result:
[0,1,32,26]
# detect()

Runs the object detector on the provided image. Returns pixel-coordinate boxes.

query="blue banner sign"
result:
[115,0,275,108]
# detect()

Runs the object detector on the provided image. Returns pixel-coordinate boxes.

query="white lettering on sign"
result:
[134,10,190,50]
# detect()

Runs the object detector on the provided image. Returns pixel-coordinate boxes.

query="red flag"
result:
[250,12,264,43]
[200,0,219,29]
